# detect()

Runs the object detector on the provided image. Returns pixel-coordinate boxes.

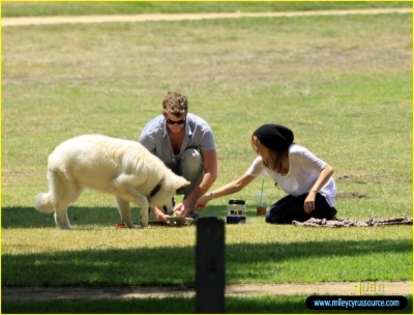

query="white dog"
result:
[35,134,190,229]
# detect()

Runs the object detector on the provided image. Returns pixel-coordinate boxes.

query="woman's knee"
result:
[266,214,285,224]
[265,206,286,224]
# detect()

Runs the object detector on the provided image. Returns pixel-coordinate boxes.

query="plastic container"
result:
[227,199,246,215]
[226,215,246,224]
[226,200,246,224]
[254,193,268,216]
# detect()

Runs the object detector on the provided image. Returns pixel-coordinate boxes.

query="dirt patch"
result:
[2,8,412,27]
[2,281,412,301]
[336,192,367,199]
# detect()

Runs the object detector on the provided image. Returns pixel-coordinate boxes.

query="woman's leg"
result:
[265,195,297,223]
[266,193,336,224]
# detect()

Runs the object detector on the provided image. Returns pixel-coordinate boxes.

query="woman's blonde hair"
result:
[250,134,287,172]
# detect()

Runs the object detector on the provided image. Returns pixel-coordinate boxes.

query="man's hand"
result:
[174,198,196,218]
[153,206,168,223]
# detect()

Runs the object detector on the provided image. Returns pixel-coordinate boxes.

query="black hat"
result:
[253,124,294,152]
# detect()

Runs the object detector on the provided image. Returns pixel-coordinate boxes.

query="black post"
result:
[195,218,225,313]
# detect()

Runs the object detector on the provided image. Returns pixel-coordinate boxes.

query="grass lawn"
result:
[1,1,412,17]
[1,1,412,313]
[2,295,413,314]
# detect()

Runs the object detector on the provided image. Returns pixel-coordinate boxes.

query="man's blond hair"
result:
[162,92,188,116]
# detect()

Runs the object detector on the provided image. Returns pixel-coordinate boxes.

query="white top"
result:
[246,144,336,207]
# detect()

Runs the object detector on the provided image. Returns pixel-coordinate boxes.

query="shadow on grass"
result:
[2,205,412,287]
[2,238,412,286]
[1,205,232,229]
[2,295,413,314]
[2,206,413,287]
[2,206,141,229]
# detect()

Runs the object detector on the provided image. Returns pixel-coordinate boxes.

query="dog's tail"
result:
[35,192,55,213]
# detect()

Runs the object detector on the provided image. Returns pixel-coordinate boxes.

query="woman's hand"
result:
[304,192,316,213]
[304,165,334,214]
[195,194,211,210]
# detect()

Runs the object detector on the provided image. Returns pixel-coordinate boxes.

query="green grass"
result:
[1,1,412,314]
[1,1,412,17]
[2,295,413,314]
[2,206,411,286]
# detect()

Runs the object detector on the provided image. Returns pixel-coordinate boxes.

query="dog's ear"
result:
[174,176,191,190]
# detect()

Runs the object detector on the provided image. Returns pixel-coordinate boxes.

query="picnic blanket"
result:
[292,217,413,228]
